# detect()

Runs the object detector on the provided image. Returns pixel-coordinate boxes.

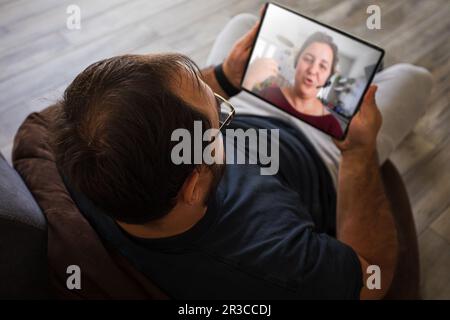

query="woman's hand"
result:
[241,57,279,90]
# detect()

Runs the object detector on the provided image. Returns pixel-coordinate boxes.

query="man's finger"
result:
[332,137,348,150]
[360,85,377,113]
[242,21,260,48]
[259,3,268,17]
[364,85,377,103]
[235,6,265,51]
[354,85,373,120]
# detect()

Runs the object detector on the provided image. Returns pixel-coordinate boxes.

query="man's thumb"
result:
[364,85,378,103]
[360,85,378,112]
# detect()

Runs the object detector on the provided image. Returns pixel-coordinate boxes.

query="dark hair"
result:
[51,54,213,224]
[294,31,339,77]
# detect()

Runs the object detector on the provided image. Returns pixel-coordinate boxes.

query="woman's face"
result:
[294,42,334,98]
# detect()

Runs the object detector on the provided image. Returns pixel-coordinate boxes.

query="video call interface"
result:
[242,4,384,139]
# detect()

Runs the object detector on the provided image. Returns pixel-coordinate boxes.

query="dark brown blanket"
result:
[12,105,168,299]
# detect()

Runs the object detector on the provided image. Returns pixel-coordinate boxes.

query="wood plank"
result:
[389,132,436,176]
[403,142,450,234]
[61,0,187,46]
[0,0,128,53]
[0,0,61,28]
[0,0,189,82]
[419,229,450,299]
[0,22,159,114]
[431,206,450,243]
[0,32,69,82]
[0,85,65,147]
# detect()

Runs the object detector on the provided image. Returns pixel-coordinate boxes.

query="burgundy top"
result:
[259,86,343,138]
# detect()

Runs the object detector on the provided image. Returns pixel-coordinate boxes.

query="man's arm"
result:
[335,86,398,300]
[200,66,230,99]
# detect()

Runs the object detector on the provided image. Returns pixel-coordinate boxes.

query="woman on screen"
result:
[247,32,343,137]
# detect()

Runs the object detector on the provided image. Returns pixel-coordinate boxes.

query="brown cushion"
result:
[380,160,420,299]
[12,105,168,299]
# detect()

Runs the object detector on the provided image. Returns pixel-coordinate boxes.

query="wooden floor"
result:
[0,0,449,299]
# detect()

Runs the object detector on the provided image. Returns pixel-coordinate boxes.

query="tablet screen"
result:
[241,3,384,139]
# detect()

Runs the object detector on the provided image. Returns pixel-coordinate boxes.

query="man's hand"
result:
[222,21,260,88]
[201,6,267,96]
[334,85,382,157]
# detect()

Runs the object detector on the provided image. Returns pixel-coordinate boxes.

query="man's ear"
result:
[179,169,201,206]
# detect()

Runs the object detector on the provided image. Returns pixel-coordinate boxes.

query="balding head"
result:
[51,53,221,224]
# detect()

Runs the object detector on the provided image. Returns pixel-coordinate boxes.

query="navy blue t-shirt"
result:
[70,115,363,299]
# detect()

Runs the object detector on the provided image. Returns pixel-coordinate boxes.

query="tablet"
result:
[241,2,385,140]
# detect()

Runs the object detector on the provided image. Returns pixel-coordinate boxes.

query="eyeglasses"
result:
[214,93,235,131]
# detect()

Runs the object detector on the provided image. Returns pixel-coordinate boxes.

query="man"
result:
[51,14,432,299]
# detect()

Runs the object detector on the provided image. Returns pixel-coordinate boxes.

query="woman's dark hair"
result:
[294,31,339,76]
[51,53,213,224]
